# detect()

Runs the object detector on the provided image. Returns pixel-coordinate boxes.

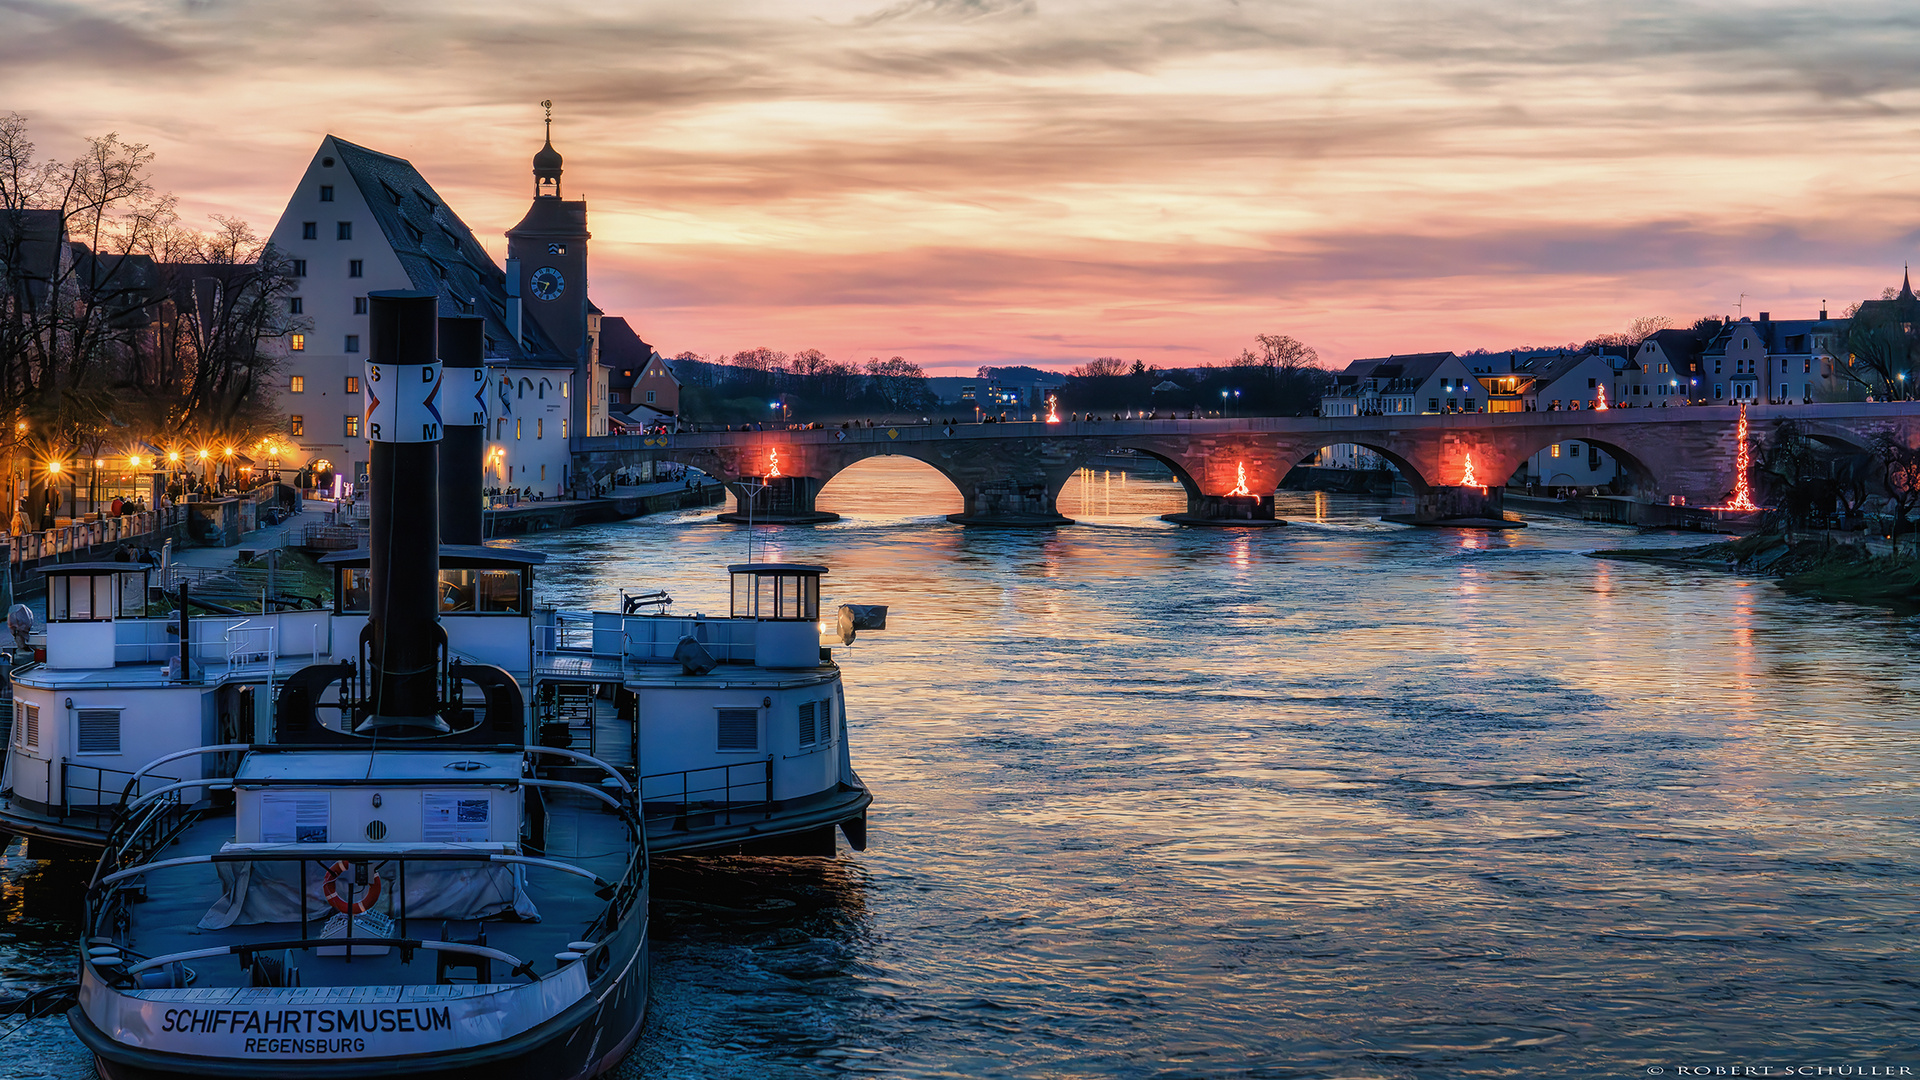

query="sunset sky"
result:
[6,0,1920,374]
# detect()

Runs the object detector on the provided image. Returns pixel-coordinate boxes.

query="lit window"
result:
[301,222,317,240]
[289,415,304,437]
[346,376,359,394]
[348,259,363,278]
[290,376,305,393]
[337,221,352,240]
[289,297,303,315]
[536,419,544,439]
[319,185,334,202]
[345,415,360,438]
[515,419,522,440]
[289,333,305,351]
[1551,444,1560,457]
[354,296,368,315]
[345,335,360,353]
[560,419,567,438]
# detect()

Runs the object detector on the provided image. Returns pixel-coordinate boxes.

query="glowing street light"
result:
[45,460,61,475]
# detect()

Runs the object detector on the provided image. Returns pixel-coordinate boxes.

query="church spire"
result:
[533,99,563,199]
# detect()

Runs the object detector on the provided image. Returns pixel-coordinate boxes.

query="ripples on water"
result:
[10,459,1920,1077]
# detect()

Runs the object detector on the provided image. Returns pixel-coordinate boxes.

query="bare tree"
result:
[863,356,934,413]
[1869,431,1920,553]
[1070,356,1126,378]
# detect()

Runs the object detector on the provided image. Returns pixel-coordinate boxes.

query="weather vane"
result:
[541,99,553,139]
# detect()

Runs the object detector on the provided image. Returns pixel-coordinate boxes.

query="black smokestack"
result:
[437,315,486,547]
[362,291,445,732]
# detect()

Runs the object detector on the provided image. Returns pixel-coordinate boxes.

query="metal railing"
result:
[640,757,775,830]
[60,760,180,825]
[224,619,277,674]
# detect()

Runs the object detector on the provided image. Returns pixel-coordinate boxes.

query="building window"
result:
[290,376,305,393]
[345,334,360,353]
[289,333,305,351]
[345,415,360,438]
[20,702,37,749]
[319,185,334,202]
[77,708,121,754]
[346,376,359,394]
[540,464,546,481]
[515,418,522,440]
[354,296,368,315]
[290,415,304,437]
[1550,444,1560,457]
[560,419,567,439]
[1715,384,1724,399]
[536,419,543,439]
[337,221,352,240]
[292,260,307,277]
[548,243,566,255]
[289,297,303,315]
[348,259,363,278]
[301,222,317,240]
[1568,444,1579,456]
[645,390,656,403]
[538,383,545,400]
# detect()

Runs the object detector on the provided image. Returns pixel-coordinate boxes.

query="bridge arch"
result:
[1283,440,1435,494]
[1503,431,1666,499]
[816,453,967,517]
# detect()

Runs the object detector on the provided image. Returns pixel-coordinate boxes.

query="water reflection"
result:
[8,460,1920,1077]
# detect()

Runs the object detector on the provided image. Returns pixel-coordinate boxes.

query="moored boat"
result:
[68,291,648,1078]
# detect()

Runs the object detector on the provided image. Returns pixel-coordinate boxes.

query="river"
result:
[5,458,1917,1077]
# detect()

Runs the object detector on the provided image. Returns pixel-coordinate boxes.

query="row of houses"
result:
[1316,307,1870,487]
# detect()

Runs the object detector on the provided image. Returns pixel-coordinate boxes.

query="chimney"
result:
[1760,311,1770,322]
[1820,308,1828,320]
[438,315,486,547]
[360,291,446,733]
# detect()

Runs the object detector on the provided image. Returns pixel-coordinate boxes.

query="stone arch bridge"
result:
[573,402,1920,526]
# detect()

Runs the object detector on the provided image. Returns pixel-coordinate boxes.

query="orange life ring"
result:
[321,860,382,915]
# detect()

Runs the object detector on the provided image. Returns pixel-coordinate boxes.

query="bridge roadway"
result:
[573,402,1920,526]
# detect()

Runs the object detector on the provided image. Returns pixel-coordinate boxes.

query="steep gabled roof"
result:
[600,316,661,393]
[328,136,568,367]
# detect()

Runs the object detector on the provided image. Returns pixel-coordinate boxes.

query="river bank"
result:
[1590,530,1920,611]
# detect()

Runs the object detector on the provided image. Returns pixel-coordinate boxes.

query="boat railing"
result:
[639,757,775,829]
[59,760,180,826]
[534,610,759,664]
[223,619,277,675]
[88,846,637,986]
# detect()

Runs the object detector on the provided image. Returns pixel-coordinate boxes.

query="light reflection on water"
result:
[8,458,1920,1076]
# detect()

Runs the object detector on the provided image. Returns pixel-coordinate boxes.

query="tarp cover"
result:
[199,859,539,929]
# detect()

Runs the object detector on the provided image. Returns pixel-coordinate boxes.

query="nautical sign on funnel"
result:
[364,360,444,442]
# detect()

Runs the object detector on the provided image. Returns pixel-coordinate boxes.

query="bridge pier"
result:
[946,478,1073,527]
[1383,485,1525,529]
[1161,493,1287,528]
[718,475,841,525]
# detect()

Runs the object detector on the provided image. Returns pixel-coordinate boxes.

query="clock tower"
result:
[506,107,593,436]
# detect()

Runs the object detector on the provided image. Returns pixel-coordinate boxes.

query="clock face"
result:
[530,265,565,301]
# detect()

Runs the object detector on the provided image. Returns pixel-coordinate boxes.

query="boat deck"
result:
[109,789,635,992]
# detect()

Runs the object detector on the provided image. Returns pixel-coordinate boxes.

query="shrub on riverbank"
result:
[1590,532,1920,612]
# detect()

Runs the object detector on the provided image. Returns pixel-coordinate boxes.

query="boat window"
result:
[339,568,371,613]
[439,568,524,614]
[49,573,124,622]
